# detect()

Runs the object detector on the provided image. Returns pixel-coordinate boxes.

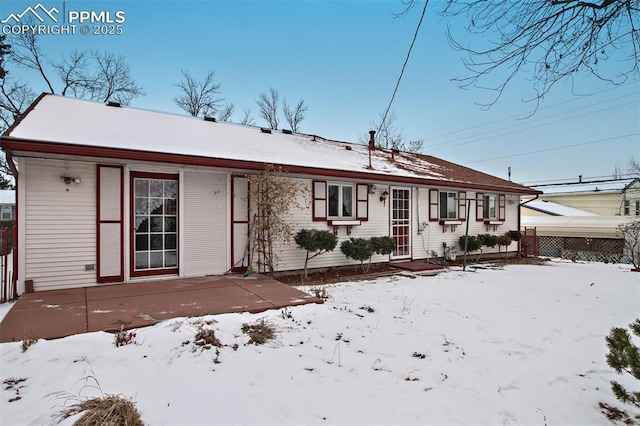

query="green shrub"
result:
[458,235,483,252]
[340,236,396,273]
[370,236,396,256]
[294,229,338,278]
[478,233,498,248]
[507,230,522,242]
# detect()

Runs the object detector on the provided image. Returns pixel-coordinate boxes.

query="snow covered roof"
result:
[521,215,628,238]
[2,94,539,194]
[522,199,598,216]
[530,177,639,195]
[0,190,14,205]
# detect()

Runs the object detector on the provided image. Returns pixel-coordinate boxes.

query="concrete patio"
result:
[0,274,323,343]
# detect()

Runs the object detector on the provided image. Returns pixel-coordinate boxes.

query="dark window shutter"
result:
[476,192,484,221]
[312,180,327,221]
[356,183,369,221]
[498,194,506,221]
[429,189,439,221]
[458,191,466,221]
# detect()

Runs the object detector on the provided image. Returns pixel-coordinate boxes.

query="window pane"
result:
[150,217,163,232]
[165,218,176,232]
[135,234,148,251]
[447,193,456,218]
[164,199,177,215]
[342,185,353,217]
[165,251,177,267]
[135,216,148,232]
[150,252,164,268]
[150,234,163,250]
[328,185,339,217]
[135,252,149,269]
[150,181,163,197]
[165,234,176,250]
[135,198,148,215]
[439,192,448,219]
[150,198,164,215]
[164,181,178,199]
[134,180,148,196]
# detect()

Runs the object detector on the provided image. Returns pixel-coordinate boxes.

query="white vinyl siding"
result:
[182,171,228,276]
[24,158,97,291]
[268,178,389,273]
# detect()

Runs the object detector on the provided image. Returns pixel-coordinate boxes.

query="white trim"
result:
[178,170,185,277]
[328,220,361,226]
[17,157,26,294]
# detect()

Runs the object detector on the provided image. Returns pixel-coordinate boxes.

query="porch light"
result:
[60,174,81,184]
[368,184,377,194]
[380,190,389,205]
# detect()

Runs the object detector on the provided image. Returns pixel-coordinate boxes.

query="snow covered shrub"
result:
[606,318,640,408]
[294,229,338,279]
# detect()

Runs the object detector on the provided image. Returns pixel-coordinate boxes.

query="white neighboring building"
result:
[1,94,540,293]
[0,189,15,221]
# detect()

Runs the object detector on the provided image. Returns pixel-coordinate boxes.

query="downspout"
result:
[518,194,539,255]
[5,149,19,297]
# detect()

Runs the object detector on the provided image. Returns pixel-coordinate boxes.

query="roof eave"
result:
[0,137,542,195]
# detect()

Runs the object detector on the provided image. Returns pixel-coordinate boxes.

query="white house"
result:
[1,94,540,293]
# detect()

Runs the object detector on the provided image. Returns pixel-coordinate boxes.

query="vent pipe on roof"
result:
[106,101,121,108]
[204,116,216,122]
[367,130,375,169]
[579,175,583,183]
[260,128,272,134]
[391,147,399,161]
[282,129,293,135]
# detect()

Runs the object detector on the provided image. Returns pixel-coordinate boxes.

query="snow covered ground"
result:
[1,260,639,425]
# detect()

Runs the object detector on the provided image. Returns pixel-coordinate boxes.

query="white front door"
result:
[391,187,411,260]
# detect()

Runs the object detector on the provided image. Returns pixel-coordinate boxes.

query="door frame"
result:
[130,172,179,278]
[390,186,412,260]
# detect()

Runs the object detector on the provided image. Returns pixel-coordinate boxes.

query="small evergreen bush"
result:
[340,236,396,273]
[294,229,338,278]
[606,319,640,408]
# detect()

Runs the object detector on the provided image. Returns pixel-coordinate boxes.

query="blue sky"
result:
[2,0,639,185]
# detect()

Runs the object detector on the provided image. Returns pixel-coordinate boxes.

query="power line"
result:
[426,91,639,150]
[463,133,639,164]
[377,0,429,136]
[429,99,638,153]
[425,81,640,141]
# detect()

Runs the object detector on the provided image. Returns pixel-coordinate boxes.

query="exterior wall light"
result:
[60,174,81,184]
[368,184,377,194]
[380,190,389,205]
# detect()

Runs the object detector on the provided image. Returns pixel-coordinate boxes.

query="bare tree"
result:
[217,102,235,121]
[283,98,307,132]
[256,87,280,129]
[7,26,143,106]
[399,1,639,109]
[173,69,224,117]
[361,111,424,153]
[240,108,256,126]
[627,156,640,176]
[91,51,144,104]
